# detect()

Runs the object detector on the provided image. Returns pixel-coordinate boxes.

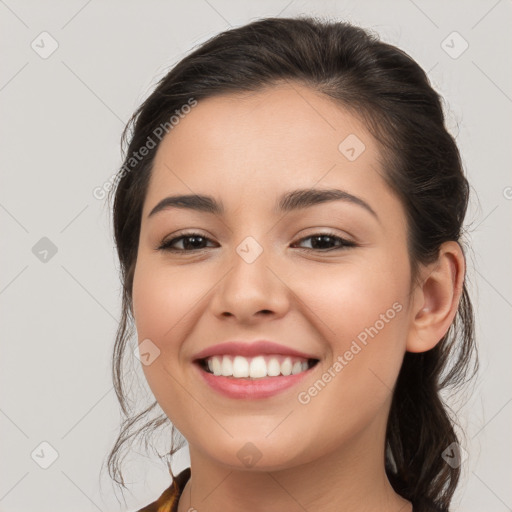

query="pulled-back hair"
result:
[106,16,477,511]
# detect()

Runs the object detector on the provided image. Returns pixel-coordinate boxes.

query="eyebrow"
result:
[147,188,378,220]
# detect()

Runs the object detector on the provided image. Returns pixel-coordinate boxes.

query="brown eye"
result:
[157,231,356,253]
[292,233,356,251]
[158,233,216,252]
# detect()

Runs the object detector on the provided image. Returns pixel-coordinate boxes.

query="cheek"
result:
[296,257,410,348]
[293,257,410,410]
[132,260,204,345]
[131,259,204,417]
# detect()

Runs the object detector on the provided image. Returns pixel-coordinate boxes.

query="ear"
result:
[406,241,465,353]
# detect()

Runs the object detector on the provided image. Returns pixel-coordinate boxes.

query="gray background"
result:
[1,1,511,511]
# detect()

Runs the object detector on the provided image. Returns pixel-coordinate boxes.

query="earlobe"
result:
[406,241,465,353]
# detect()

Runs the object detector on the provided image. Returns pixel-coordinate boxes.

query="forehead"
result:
[143,83,394,218]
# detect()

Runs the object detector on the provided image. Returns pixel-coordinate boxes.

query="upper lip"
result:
[193,340,319,361]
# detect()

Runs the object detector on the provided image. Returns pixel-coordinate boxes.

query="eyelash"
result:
[157,231,357,253]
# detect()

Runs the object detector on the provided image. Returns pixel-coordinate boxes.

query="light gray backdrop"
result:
[1,1,511,511]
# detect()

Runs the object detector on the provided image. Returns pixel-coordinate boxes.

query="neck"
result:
[177,414,412,512]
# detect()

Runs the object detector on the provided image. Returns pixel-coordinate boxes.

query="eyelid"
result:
[157,230,215,251]
[157,230,358,253]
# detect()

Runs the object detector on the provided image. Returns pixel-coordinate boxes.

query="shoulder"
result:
[136,467,191,512]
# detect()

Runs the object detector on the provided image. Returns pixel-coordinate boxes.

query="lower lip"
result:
[195,363,317,399]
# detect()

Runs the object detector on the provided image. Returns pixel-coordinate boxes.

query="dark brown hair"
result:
[106,16,477,511]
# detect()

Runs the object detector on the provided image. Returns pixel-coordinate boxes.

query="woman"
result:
[106,16,477,512]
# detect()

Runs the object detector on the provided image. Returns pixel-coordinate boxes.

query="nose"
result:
[209,239,291,324]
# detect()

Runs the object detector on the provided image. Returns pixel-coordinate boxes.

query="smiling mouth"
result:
[197,354,320,379]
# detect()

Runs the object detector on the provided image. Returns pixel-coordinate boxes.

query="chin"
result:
[196,434,312,472]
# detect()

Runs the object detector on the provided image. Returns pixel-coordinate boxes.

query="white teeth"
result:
[291,361,303,375]
[203,355,315,379]
[281,358,292,376]
[232,356,249,377]
[211,356,222,376]
[249,356,267,378]
[267,358,281,376]
[221,356,233,377]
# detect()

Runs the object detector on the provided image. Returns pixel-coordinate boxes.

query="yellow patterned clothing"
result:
[137,467,191,512]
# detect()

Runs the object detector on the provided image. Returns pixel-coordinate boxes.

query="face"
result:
[132,83,415,471]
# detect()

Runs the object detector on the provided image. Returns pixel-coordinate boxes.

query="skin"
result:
[132,82,464,512]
